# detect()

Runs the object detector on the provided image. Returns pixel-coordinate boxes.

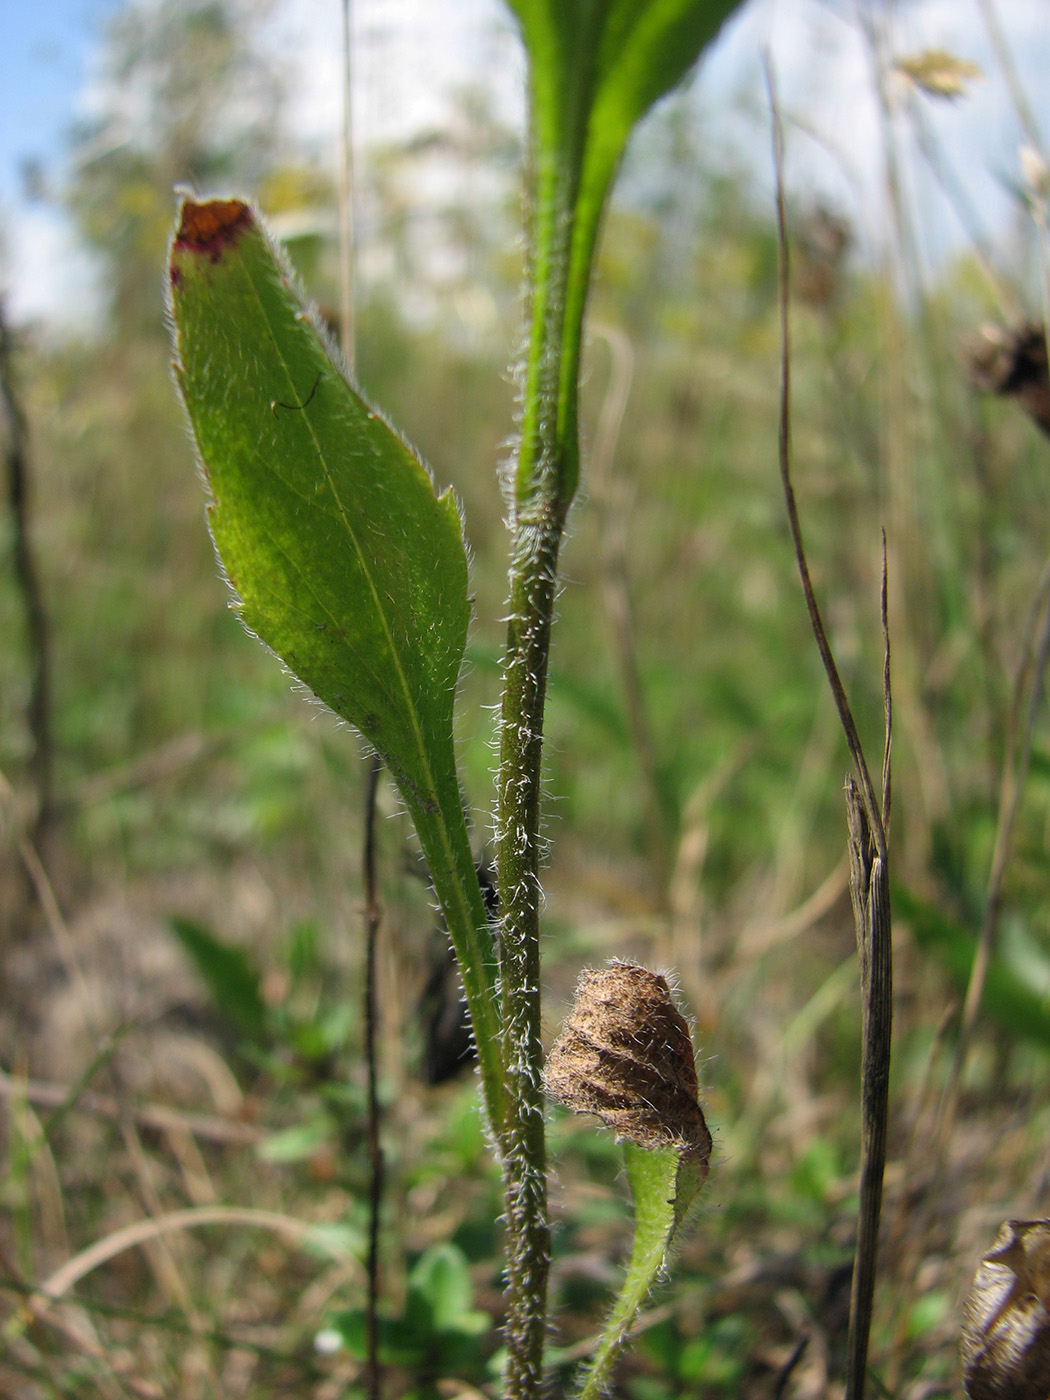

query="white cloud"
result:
[3,0,1048,335]
[1,203,105,336]
[687,0,1048,270]
[265,0,524,154]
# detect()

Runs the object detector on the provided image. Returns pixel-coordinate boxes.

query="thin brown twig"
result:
[0,302,54,845]
[773,1334,810,1400]
[363,754,384,1400]
[843,781,892,1400]
[880,534,892,833]
[338,0,356,375]
[766,67,886,864]
[766,56,892,1400]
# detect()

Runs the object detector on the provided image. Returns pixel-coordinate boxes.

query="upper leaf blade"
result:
[505,0,746,510]
[168,197,469,815]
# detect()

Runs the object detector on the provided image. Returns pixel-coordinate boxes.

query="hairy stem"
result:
[497,516,562,1396]
[496,150,582,1400]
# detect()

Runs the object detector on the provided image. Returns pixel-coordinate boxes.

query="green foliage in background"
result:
[5,1,1050,1396]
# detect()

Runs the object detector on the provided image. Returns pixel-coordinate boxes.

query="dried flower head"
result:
[961,1218,1050,1400]
[544,960,711,1169]
[894,48,982,101]
[964,322,1050,439]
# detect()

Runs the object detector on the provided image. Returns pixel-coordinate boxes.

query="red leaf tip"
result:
[174,198,253,261]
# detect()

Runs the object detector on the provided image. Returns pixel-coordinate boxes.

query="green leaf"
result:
[507,0,745,202]
[895,884,1050,1050]
[411,1244,473,1332]
[576,1142,708,1399]
[168,198,504,1134]
[169,916,267,1043]
[327,1245,491,1368]
[505,0,745,508]
[257,1120,331,1164]
[169,198,468,823]
[410,1243,487,1334]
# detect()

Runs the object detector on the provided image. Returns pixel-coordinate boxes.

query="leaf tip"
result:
[173,196,254,263]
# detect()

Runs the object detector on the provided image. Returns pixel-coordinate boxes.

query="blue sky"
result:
[1,0,1049,333]
[0,0,124,328]
[0,0,123,206]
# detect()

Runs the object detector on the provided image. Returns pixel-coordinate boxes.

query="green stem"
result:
[496,141,583,1399]
[496,517,561,1398]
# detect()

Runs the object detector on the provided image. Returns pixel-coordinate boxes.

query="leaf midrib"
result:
[228,246,448,807]
[205,243,489,1008]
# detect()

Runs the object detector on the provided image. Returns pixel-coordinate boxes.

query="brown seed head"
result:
[961,1218,1050,1400]
[544,960,712,1170]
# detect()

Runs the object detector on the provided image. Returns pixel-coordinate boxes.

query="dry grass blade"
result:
[0,1068,262,1147]
[19,1205,361,1328]
[843,781,892,1400]
[765,55,893,1400]
[765,74,885,864]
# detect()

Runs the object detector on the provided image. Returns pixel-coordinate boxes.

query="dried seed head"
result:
[961,1219,1050,1400]
[544,960,712,1169]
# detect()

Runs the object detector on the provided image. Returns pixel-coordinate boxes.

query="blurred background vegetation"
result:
[2,1,1050,1397]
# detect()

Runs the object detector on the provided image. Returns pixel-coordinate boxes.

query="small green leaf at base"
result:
[169,916,267,1045]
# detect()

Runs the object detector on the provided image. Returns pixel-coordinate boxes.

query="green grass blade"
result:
[896,884,1050,1050]
[576,1143,708,1399]
[168,197,503,1130]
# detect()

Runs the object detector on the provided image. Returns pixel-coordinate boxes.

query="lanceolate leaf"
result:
[168,198,503,1129]
[507,0,745,207]
[170,198,466,816]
